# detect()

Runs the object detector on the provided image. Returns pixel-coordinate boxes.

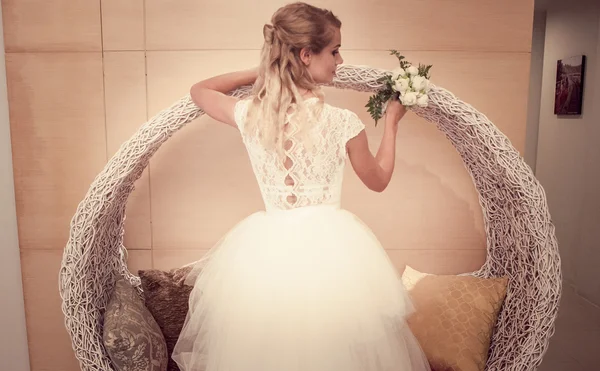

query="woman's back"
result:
[234,97,365,211]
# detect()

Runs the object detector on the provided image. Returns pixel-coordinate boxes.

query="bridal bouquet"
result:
[366,50,433,125]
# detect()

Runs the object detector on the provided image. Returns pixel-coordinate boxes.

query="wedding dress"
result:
[171,97,431,371]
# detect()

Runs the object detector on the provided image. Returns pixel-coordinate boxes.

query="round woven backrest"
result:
[59,64,561,371]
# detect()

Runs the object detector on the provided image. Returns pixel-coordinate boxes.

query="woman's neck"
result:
[297,88,317,99]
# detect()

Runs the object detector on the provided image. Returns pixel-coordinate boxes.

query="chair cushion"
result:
[402,266,509,371]
[139,266,193,371]
[103,278,168,371]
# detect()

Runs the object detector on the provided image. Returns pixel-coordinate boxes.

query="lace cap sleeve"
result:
[234,98,250,131]
[344,110,366,144]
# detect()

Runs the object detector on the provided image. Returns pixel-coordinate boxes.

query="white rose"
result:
[390,66,406,80]
[423,78,431,92]
[394,77,410,94]
[417,94,429,107]
[406,65,419,76]
[401,91,418,106]
[411,75,426,91]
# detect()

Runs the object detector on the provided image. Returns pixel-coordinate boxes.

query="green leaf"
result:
[365,91,386,125]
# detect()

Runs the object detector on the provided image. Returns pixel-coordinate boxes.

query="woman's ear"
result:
[300,47,311,66]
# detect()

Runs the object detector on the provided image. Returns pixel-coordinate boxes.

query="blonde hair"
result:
[244,2,342,153]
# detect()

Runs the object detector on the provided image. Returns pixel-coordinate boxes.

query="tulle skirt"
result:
[172,204,430,371]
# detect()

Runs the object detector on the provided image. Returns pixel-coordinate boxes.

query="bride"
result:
[172,2,431,371]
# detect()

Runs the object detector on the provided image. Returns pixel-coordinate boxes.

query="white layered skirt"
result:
[172,204,430,371]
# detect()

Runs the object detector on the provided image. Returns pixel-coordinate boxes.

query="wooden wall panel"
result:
[101,0,145,51]
[6,53,106,249]
[146,51,264,249]
[20,249,83,371]
[145,0,533,52]
[152,249,210,271]
[1,0,101,52]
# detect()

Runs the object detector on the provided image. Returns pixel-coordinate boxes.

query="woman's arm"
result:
[189,68,258,127]
[347,100,406,192]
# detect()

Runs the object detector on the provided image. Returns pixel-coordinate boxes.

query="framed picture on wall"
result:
[554,55,586,115]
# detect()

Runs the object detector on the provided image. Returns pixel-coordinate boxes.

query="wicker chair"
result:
[59,64,561,371]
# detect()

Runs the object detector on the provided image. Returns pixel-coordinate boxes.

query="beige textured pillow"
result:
[103,278,168,371]
[401,266,508,371]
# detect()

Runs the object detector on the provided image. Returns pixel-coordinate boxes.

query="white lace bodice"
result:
[234,98,365,211]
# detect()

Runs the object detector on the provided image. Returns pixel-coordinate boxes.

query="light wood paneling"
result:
[1,0,101,52]
[146,51,264,249]
[20,250,80,371]
[126,249,153,274]
[104,51,151,249]
[152,249,210,271]
[387,249,487,276]
[104,53,147,152]
[145,50,260,116]
[145,0,534,52]
[148,118,265,249]
[101,0,145,51]
[6,53,106,249]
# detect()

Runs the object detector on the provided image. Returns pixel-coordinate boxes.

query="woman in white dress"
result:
[172,2,431,371]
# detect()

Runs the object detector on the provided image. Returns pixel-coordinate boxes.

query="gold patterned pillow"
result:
[401,266,508,371]
[103,278,168,371]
